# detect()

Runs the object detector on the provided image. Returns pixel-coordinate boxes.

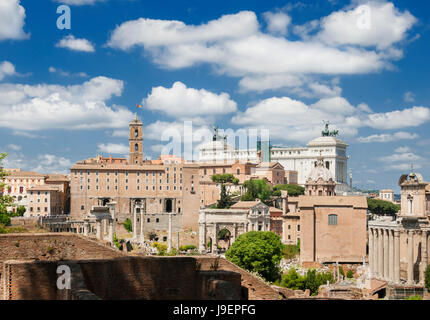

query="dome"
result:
[307,136,348,147]
[307,157,335,183]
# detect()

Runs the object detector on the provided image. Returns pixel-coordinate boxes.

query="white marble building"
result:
[198,135,349,193]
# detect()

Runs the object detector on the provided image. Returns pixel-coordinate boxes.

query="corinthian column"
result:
[407,230,414,285]
[420,230,428,285]
[389,229,394,282]
[384,229,389,280]
[378,229,384,278]
[394,230,401,284]
[373,228,378,278]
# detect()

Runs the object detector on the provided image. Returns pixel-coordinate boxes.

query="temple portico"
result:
[368,171,430,287]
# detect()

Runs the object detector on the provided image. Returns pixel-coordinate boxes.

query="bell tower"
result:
[129,114,143,165]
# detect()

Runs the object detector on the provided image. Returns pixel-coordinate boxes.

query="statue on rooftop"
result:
[322,121,339,137]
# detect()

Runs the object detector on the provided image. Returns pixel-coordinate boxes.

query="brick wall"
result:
[0,233,125,263]
[195,256,282,300]
[2,256,242,300]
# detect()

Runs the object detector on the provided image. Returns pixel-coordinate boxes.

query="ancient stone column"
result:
[83,221,89,236]
[378,228,384,278]
[373,228,378,278]
[176,232,180,250]
[133,206,137,239]
[394,230,401,284]
[140,207,144,243]
[408,230,414,285]
[108,220,114,244]
[369,228,374,276]
[199,222,206,253]
[233,223,237,243]
[389,229,394,282]
[96,220,102,240]
[168,212,172,252]
[384,229,389,280]
[420,230,428,285]
[212,223,218,253]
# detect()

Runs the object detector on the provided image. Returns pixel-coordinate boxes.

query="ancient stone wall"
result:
[0,233,125,263]
[195,256,281,300]
[2,256,242,300]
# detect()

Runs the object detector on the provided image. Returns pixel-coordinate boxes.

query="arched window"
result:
[134,129,138,137]
[135,143,138,152]
[328,214,338,225]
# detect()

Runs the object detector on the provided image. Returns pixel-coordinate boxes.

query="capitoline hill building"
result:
[70,116,201,233]
[198,123,349,193]
[368,171,430,287]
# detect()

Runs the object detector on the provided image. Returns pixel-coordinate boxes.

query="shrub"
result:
[123,218,132,233]
[347,270,354,278]
[179,244,197,251]
[113,234,122,250]
[281,268,334,296]
[282,244,299,260]
[15,206,26,217]
[0,214,11,226]
[405,295,422,300]
[338,266,345,278]
[153,242,167,255]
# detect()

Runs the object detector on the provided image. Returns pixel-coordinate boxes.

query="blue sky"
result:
[0,0,429,192]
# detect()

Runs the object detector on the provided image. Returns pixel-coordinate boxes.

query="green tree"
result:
[225,231,283,281]
[272,184,305,197]
[212,174,237,208]
[241,179,272,205]
[367,198,400,216]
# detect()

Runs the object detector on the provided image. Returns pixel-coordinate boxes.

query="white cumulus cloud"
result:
[0,76,133,131]
[143,81,237,119]
[56,35,95,52]
[97,143,128,155]
[107,2,417,94]
[263,11,291,35]
[357,131,418,143]
[0,0,28,41]
[0,61,16,81]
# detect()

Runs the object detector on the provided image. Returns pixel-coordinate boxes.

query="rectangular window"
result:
[328,214,338,226]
